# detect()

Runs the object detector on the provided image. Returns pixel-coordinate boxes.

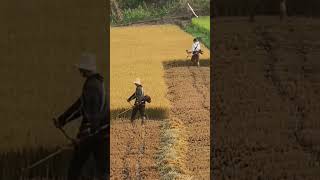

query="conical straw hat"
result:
[74,53,97,72]
[133,78,141,85]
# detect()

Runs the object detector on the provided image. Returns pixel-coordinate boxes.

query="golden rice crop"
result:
[110,25,210,113]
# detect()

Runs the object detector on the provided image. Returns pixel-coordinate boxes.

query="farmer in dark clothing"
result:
[53,53,109,180]
[127,78,146,124]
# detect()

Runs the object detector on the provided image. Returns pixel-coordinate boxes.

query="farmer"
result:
[127,78,147,124]
[186,38,202,67]
[53,52,109,180]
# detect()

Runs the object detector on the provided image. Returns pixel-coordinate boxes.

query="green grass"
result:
[192,16,210,31]
[185,16,210,48]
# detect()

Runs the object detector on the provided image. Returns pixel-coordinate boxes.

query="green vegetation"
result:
[185,16,210,48]
[192,16,210,31]
[111,0,210,25]
[111,3,173,25]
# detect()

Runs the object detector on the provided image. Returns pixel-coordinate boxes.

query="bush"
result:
[122,5,152,23]
[118,0,145,9]
[111,3,173,24]
[111,0,210,25]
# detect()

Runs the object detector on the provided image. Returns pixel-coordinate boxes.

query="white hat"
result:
[75,53,97,72]
[133,78,141,85]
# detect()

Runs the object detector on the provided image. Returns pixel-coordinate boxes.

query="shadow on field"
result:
[162,59,210,69]
[0,147,99,179]
[111,107,169,121]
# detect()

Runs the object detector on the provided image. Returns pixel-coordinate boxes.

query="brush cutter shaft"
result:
[117,102,134,117]
[22,144,72,172]
[23,124,109,172]
[118,108,131,117]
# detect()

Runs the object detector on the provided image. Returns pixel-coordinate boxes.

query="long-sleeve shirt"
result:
[128,85,144,105]
[57,74,108,138]
[191,41,201,53]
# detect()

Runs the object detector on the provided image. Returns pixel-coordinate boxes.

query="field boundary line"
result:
[111,16,190,27]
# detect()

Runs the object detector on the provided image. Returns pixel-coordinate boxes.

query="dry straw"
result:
[156,117,193,180]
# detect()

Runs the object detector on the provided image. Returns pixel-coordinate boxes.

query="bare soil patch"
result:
[213,16,320,179]
[111,121,160,179]
[164,60,210,179]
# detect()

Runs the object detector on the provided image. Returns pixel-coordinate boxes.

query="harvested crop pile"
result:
[156,118,191,180]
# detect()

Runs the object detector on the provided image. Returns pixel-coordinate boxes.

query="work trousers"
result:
[191,53,199,63]
[68,134,109,180]
[131,104,146,121]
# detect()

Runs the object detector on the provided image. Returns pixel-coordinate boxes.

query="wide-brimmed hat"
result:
[133,78,141,85]
[74,53,97,72]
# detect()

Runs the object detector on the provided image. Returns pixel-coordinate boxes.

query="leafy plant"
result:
[185,16,210,48]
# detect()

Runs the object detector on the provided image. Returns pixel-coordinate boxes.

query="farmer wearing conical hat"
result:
[53,52,109,180]
[127,78,147,124]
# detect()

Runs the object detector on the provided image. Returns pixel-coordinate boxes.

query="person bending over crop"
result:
[53,53,109,180]
[127,78,147,124]
[186,38,203,67]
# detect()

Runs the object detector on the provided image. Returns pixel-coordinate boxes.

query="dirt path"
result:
[164,61,210,179]
[213,17,320,179]
[111,121,160,179]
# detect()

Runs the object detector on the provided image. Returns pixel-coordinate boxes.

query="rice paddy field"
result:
[110,24,210,179]
[110,25,209,118]
[110,25,174,118]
